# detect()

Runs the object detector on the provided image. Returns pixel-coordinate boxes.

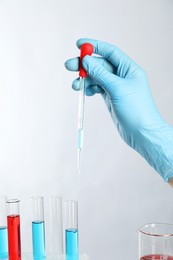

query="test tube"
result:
[0,196,8,259]
[49,196,63,256]
[7,199,21,260]
[65,200,78,260]
[31,196,46,259]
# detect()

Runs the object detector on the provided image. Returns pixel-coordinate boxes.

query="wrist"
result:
[168,177,173,188]
[134,122,173,182]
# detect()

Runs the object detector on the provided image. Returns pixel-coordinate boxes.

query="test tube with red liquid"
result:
[7,199,21,260]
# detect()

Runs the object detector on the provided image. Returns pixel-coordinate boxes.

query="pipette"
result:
[77,43,93,174]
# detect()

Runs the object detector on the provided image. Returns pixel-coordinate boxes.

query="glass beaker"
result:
[138,223,173,260]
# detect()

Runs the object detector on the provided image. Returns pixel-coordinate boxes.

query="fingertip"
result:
[72,78,80,91]
[76,39,81,48]
[76,38,96,49]
[64,60,69,69]
[82,55,93,71]
[64,57,79,71]
[85,85,103,96]
[85,87,95,96]
[76,38,89,48]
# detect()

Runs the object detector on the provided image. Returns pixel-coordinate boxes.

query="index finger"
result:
[76,38,139,72]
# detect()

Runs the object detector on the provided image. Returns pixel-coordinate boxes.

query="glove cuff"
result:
[134,123,173,182]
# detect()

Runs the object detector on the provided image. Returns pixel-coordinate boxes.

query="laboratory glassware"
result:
[77,43,93,174]
[31,196,46,259]
[7,199,21,260]
[49,196,63,256]
[65,200,78,260]
[138,223,173,260]
[0,196,8,259]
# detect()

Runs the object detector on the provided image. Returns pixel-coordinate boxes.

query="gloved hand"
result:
[65,38,173,182]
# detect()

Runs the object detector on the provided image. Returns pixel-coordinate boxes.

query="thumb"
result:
[82,55,121,96]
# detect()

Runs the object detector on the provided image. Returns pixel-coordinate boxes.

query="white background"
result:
[0,0,173,259]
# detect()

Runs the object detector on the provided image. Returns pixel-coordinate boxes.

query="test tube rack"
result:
[0,196,89,260]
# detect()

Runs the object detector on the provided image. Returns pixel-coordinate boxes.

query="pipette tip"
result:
[77,149,81,173]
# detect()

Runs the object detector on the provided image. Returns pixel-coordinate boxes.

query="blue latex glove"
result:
[65,38,173,182]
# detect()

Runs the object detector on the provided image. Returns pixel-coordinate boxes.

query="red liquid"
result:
[141,255,173,260]
[7,215,21,260]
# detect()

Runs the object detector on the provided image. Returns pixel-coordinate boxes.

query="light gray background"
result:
[0,0,173,259]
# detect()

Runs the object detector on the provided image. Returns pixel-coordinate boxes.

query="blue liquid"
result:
[0,226,8,259]
[32,221,45,259]
[66,229,78,260]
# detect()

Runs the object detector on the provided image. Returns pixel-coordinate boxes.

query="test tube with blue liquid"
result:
[65,200,78,260]
[31,196,46,259]
[0,196,8,259]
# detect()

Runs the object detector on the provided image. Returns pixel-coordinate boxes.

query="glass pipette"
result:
[77,43,93,174]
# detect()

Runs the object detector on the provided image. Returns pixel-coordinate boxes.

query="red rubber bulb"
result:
[79,43,93,77]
